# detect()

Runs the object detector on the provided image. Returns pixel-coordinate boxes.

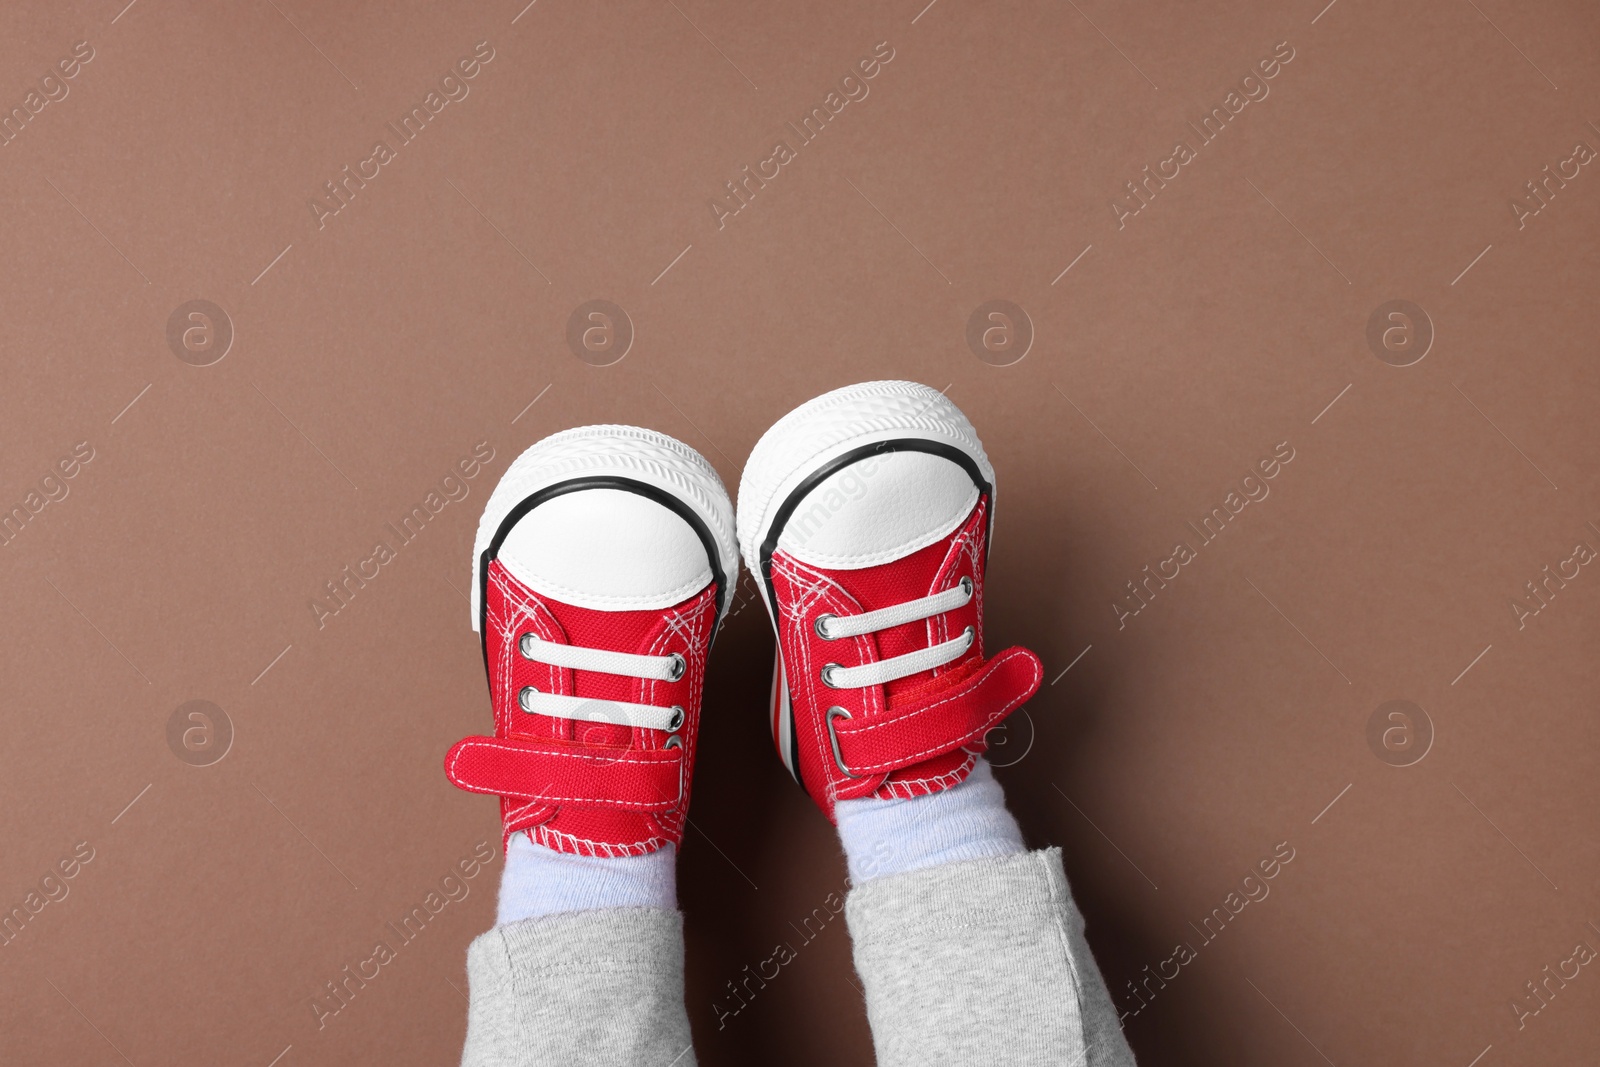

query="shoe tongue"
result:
[499,564,683,748]
[827,535,973,706]
[555,599,663,751]
[547,596,670,660]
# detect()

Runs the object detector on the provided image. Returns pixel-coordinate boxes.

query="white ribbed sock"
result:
[496,833,677,923]
[834,757,1026,885]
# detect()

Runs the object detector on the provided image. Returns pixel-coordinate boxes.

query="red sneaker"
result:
[444,426,738,856]
[737,382,1043,821]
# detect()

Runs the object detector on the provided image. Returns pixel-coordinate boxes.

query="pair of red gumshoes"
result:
[445,382,1042,856]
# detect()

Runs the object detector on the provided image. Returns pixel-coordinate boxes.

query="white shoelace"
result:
[515,633,685,734]
[816,578,975,689]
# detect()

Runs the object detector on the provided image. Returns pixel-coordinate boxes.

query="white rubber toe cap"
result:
[736,381,995,576]
[775,451,979,570]
[498,488,714,610]
[472,425,739,629]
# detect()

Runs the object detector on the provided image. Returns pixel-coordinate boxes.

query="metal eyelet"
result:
[959,576,974,597]
[663,734,683,750]
[517,685,539,711]
[518,633,537,659]
[666,706,684,732]
[826,707,859,778]
[814,614,836,640]
[961,624,975,645]
[666,653,686,682]
[820,663,843,689]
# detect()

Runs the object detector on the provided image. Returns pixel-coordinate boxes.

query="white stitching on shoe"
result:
[772,555,886,800]
[832,649,1042,774]
[880,751,976,798]
[533,822,668,858]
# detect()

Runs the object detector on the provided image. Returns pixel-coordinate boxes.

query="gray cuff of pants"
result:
[462,907,695,1067]
[845,847,1136,1067]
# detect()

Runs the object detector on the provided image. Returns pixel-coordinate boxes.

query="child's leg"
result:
[462,840,694,1067]
[839,760,1135,1066]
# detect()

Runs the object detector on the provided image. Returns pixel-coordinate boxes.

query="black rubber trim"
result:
[756,439,992,785]
[478,476,729,678]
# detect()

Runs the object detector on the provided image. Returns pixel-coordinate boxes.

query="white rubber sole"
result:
[471,425,739,630]
[734,380,995,576]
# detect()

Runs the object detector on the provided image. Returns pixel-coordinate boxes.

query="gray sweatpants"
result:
[461,847,1135,1066]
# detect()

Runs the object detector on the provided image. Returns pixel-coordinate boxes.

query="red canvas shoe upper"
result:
[443,425,739,858]
[737,381,1043,822]
[767,493,1041,820]
[445,561,715,856]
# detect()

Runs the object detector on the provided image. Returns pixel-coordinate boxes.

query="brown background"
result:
[2,0,1597,1064]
